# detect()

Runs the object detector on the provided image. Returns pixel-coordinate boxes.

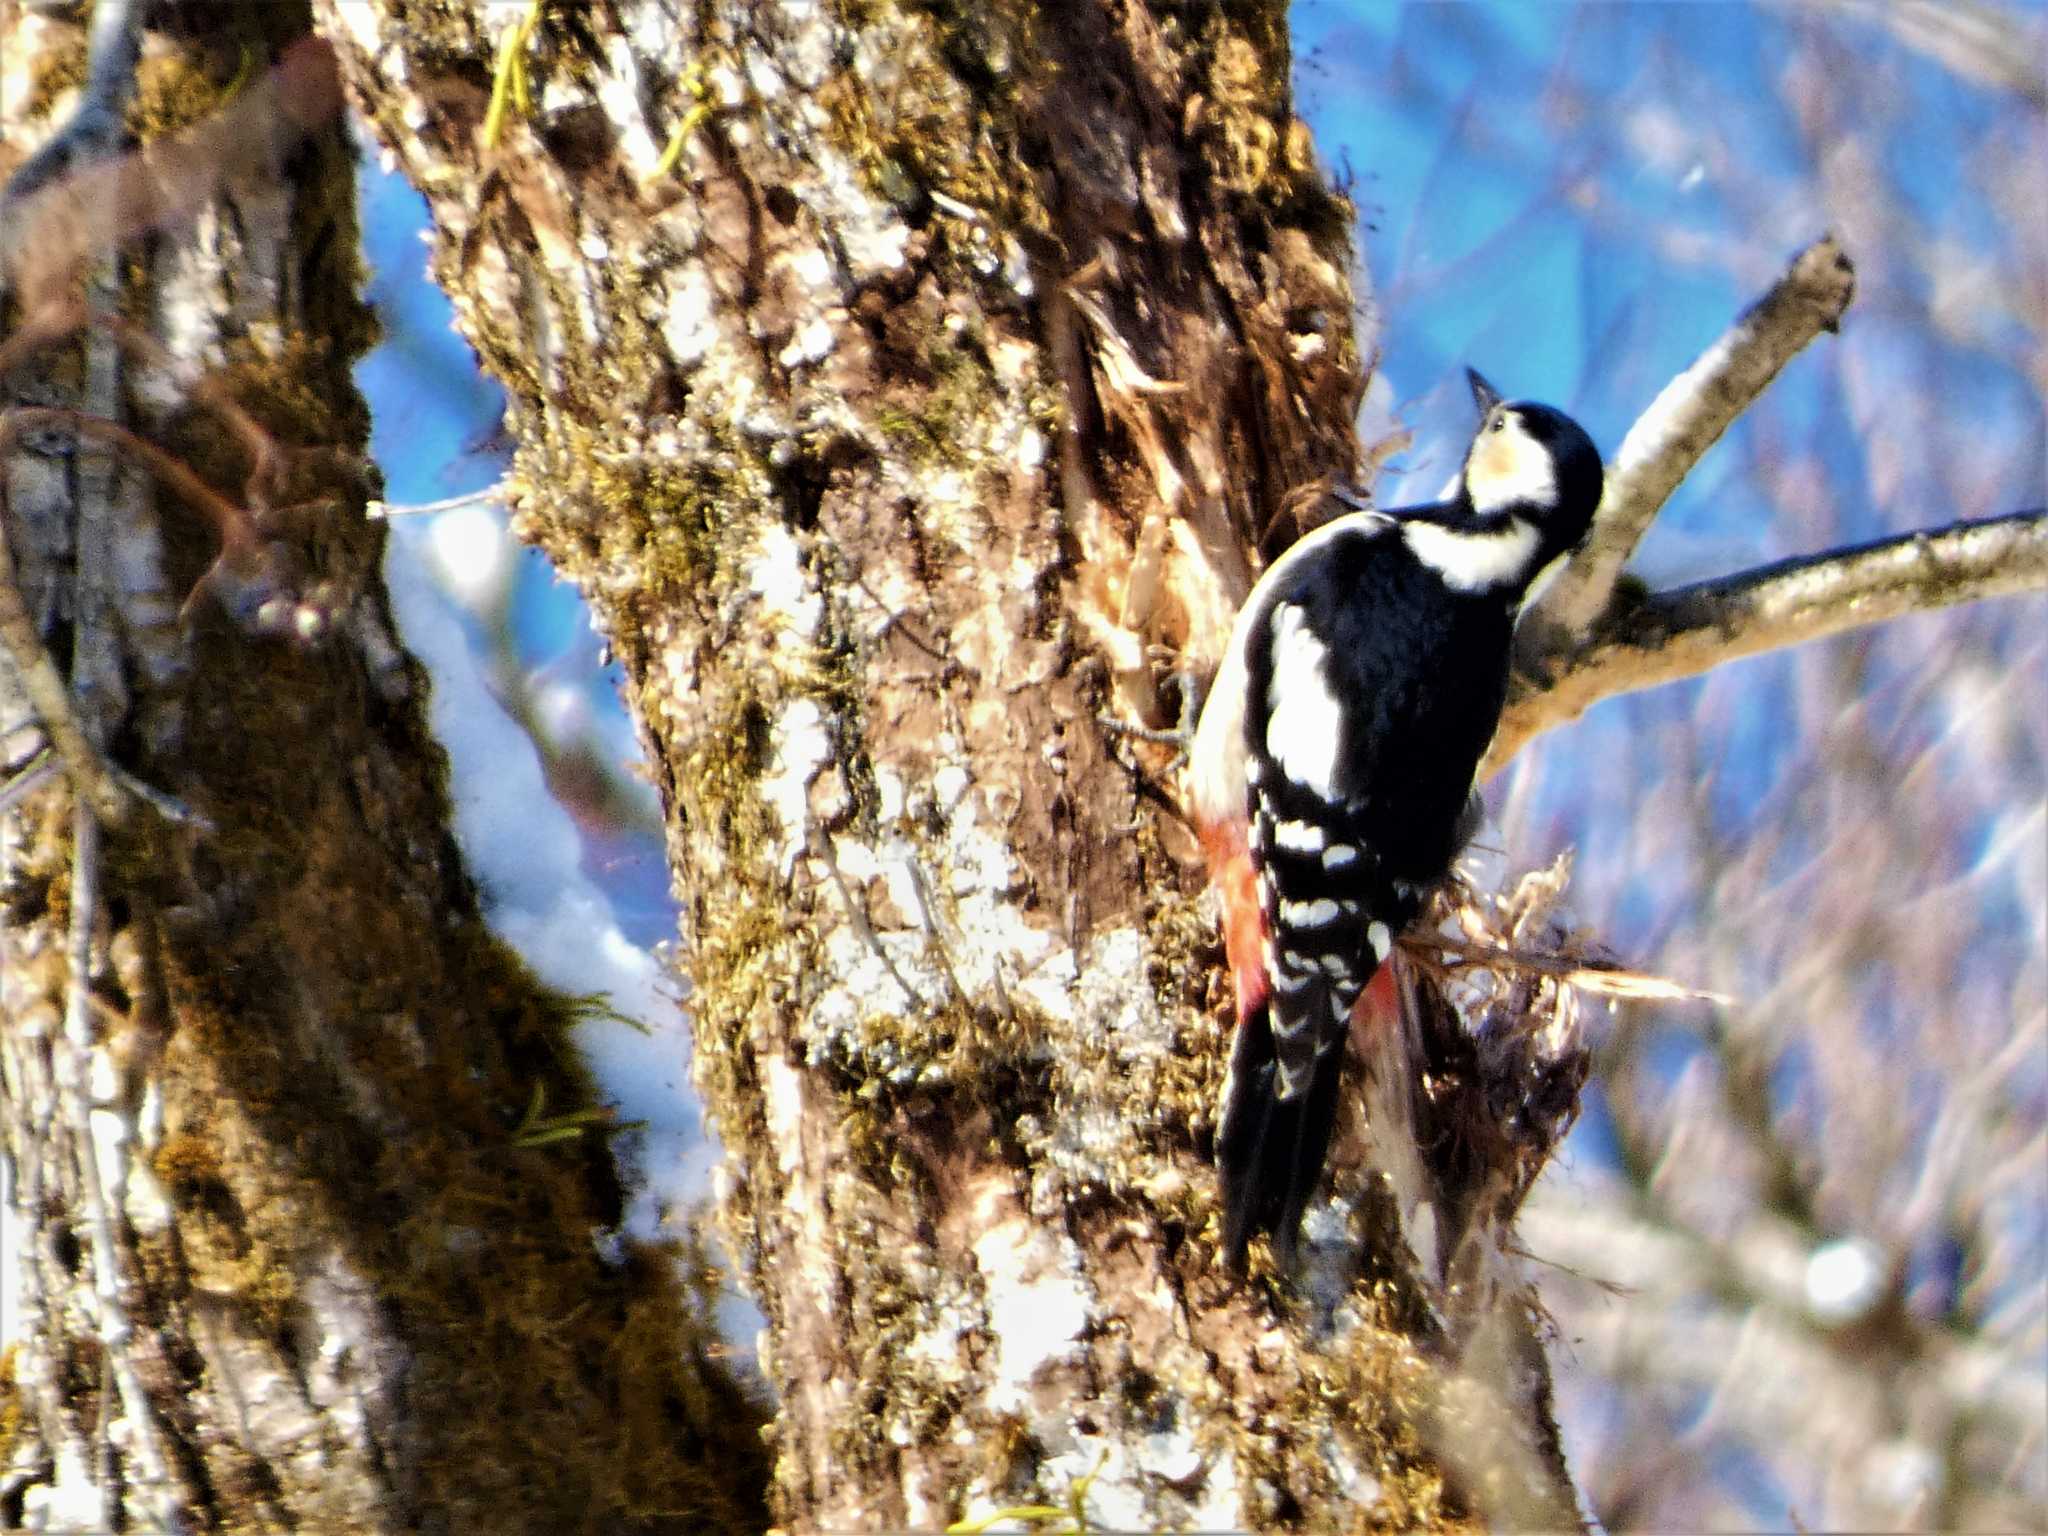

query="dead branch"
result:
[1488,509,2048,774]
[1529,236,1857,640]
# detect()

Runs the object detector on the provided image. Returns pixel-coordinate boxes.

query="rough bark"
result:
[0,5,767,1531]
[315,0,1581,1530]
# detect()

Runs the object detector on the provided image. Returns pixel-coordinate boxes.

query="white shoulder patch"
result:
[1401,516,1541,594]
[1186,512,1387,829]
[1263,602,1346,797]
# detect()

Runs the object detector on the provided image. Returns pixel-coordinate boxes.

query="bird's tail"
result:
[1214,1000,1345,1272]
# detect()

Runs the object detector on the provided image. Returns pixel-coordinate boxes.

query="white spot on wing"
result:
[1282,897,1342,929]
[1368,921,1393,960]
[1275,819,1326,853]
[1188,511,1390,830]
[1264,604,1346,797]
[1401,517,1542,594]
[1323,843,1359,870]
[1271,1011,1314,1041]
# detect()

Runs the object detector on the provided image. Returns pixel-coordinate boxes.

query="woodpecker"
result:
[1188,370,1603,1271]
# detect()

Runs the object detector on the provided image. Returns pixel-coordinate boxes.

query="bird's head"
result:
[1459,369,1603,557]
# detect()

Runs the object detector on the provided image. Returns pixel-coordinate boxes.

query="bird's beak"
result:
[1466,369,1502,416]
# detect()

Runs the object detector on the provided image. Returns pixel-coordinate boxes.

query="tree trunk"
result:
[1,5,766,1531]
[318,1,1582,1529]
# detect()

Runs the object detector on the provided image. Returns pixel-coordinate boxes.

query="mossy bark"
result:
[1,5,767,1531]
[314,0,1581,1529]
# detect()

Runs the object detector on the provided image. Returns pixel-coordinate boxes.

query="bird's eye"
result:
[1488,414,1507,434]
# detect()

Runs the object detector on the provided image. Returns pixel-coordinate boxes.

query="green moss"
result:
[128,48,247,140]
[0,1344,21,1467]
[1225,1300,1462,1532]
[665,668,790,1230]
[509,412,771,622]
[820,0,1052,240]
[19,30,89,123]
[872,333,1001,469]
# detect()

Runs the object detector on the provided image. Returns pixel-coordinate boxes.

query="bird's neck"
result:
[1398,505,1544,596]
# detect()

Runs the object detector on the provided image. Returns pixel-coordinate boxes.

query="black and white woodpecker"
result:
[1187,370,1603,1271]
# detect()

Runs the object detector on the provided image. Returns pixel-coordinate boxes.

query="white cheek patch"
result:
[1264,602,1346,797]
[1466,421,1558,515]
[1401,517,1541,594]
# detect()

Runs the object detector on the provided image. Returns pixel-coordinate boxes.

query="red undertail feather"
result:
[1201,815,1406,1271]
[1197,815,1268,1020]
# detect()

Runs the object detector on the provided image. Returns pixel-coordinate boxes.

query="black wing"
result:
[1216,523,1513,1268]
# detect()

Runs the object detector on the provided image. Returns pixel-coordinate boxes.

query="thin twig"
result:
[73,262,129,767]
[1400,931,1733,1006]
[367,483,508,519]
[2,33,343,311]
[1528,236,1857,641]
[904,856,968,1009]
[1489,510,2048,775]
[0,0,142,253]
[1810,0,2048,110]
[6,407,259,559]
[0,748,59,813]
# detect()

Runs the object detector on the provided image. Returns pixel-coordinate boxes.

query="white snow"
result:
[382,525,711,1239]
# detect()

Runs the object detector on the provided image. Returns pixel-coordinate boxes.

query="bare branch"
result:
[1808,0,2048,111]
[1529,236,1857,640]
[1488,510,2048,774]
